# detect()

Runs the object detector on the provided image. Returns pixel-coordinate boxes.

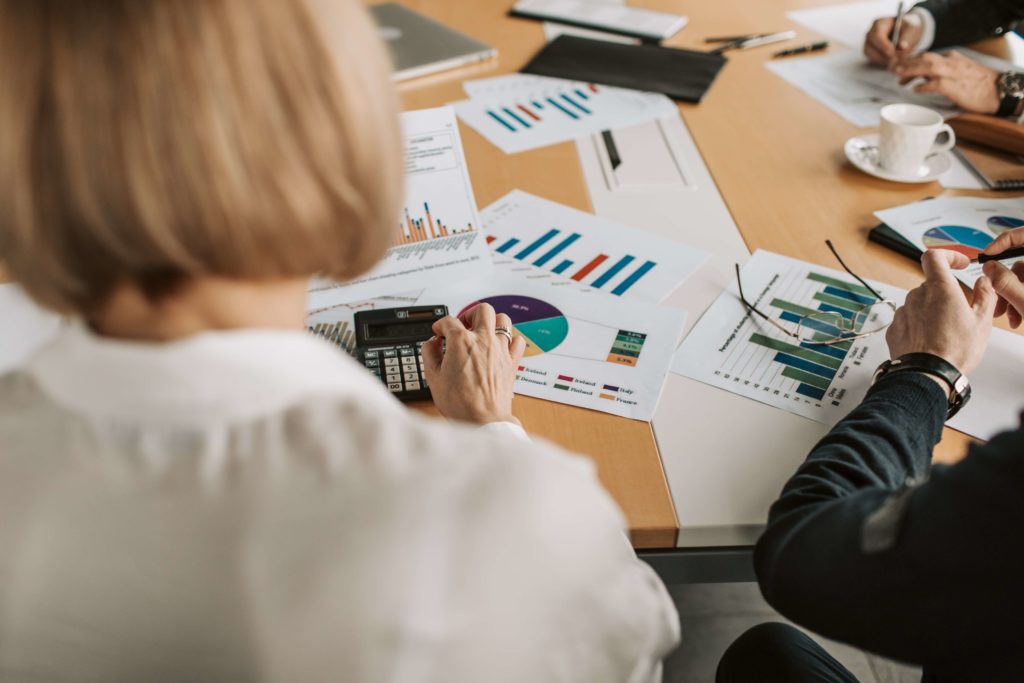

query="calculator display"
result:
[366,321,435,340]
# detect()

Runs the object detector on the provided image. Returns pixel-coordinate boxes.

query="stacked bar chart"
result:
[607,330,646,367]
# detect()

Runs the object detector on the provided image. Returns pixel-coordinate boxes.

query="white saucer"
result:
[844,133,952,184]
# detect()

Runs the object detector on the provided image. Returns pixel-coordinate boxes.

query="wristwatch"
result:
[871,353,971,419]
[996,71,1024,119]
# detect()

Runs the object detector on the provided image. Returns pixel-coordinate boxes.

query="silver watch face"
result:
[1000,71,1024,98]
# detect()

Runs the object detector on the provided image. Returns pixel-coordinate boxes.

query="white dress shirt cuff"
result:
[908,7,935,53]
[478,421,530,441]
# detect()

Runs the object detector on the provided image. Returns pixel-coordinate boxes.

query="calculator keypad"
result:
[360,342,429,400]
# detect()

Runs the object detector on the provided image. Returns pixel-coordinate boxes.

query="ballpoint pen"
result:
[891,1,906,49]
[773,41,829,58]
[972,246,1024,264]
[709,30,796,55]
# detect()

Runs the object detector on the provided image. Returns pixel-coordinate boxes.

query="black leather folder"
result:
[520,35,726,103]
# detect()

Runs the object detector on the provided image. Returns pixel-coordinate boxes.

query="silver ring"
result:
[495,326,514,346]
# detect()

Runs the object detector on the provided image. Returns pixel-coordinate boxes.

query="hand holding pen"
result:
[977,227,1024,328]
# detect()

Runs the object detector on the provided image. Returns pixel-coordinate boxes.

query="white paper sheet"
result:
[874,197,1024,287]
[481,190,708,302]
[765,49,958,128]
[787,0,905,48]
[310,107,492,303]
[939,152,988,190]
[454,74,678,154]
[0,284,61,375]
[673,250,905,426]
[949,327,1024,441]
[419,276,686,420]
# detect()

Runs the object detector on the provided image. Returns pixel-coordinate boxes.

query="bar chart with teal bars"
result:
[674,251,901,427]
[481,190,709,303]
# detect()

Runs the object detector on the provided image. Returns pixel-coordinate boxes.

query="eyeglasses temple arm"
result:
[824,239,885,301]
[735,263,770,321]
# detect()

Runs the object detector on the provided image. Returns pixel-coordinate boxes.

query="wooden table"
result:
[389,0,1022,552]
[2,0,1017,556]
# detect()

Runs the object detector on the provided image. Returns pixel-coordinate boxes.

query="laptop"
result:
[370,3,496,82]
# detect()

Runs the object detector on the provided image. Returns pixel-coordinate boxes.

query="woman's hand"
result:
[421,303,527,425]
[893,52,1001,114]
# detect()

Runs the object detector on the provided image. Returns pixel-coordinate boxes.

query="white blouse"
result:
[0,325,679,682]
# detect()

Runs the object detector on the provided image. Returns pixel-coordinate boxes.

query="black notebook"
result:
[520,35,726,103]
[868,223,922,262]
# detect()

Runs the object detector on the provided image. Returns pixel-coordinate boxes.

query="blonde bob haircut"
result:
[0,0,403,314]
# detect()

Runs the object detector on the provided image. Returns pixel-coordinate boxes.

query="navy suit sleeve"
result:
[755,372,1024,679]
[917,0,1024,49]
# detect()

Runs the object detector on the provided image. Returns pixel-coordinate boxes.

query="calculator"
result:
[354,305,448,402]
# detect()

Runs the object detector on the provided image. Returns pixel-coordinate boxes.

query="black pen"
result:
[773,41,829,58]
[972,246,1024,264]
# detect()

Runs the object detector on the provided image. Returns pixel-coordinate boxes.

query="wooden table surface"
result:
[389,0,1021,548]
[2,0,1019,550]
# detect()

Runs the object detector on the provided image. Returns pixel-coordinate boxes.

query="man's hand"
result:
[886,249,997,376]
[982,227,1024,328]
[893,51,1001,114]
[864,15,924,67]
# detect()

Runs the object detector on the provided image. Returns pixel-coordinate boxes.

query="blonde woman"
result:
[0,1,678,681]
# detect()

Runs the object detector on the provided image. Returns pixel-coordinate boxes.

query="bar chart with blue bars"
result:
[481,190,708,303]
[674,251,901,427]
[455,74,679,154]
[490,227,657,297]
[484,83,600,133]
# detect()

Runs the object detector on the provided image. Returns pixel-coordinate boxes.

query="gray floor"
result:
[663,582,921,683]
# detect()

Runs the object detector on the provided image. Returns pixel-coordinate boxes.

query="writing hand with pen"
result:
[863,11,1001,114]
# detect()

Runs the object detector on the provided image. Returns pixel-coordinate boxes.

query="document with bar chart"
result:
[453,74,678,154]
[875,196,1024,288]
[481,190,708,302]
[674,251,906,426]
[420,277,687,420]
[310,106,492,303]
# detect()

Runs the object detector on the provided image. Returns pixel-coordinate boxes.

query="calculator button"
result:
[363,350,379,360]
[386,373,401,383]
[387,382,402,392]
[403,371,418,382]
[401,358,416,368]
[399,347,416,357]
[382,349,398,358]
[406,381,421,391]
[384,357,399,367]
[364,358,380,368]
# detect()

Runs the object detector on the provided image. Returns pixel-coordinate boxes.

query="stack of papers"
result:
[453,73,678,154]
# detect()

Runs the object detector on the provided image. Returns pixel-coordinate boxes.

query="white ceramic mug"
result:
[877,104,955,178]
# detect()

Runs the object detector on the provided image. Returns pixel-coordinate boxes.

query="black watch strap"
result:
[872,353,971,419]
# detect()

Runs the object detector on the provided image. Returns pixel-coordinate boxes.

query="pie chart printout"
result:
[921,225,993,259]
[460,295,569,357]
[988,216,1024,234]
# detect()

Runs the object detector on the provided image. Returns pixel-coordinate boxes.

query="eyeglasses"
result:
[735,240,897,346]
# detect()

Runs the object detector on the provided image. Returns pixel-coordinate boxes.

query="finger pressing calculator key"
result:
[353,306,448,402]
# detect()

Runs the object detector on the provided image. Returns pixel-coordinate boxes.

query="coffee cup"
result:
[877,104,955,178]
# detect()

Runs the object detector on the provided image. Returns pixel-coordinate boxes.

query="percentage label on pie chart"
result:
[922,225,993,259]
[989,216,1024,234]
[460,295,568,357]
